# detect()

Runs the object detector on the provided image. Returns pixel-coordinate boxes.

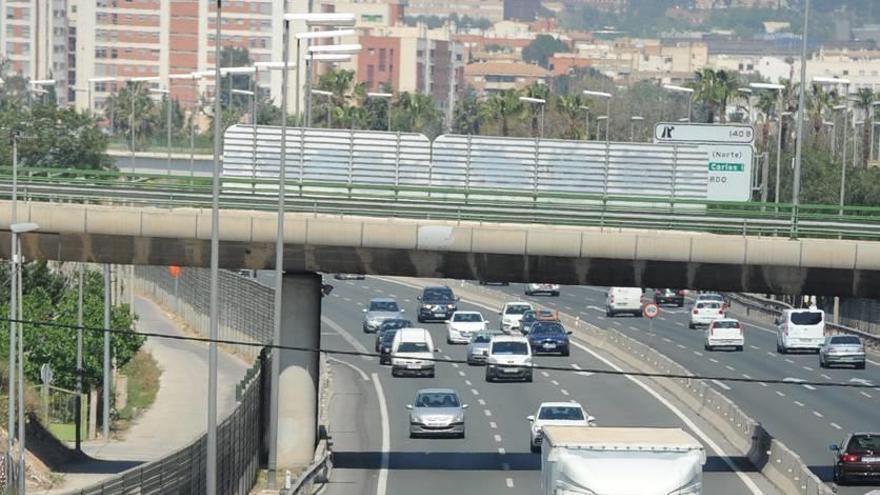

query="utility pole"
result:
[791,0,809,236]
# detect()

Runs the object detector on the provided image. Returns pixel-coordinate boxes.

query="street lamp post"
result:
[232,88,257,186]
[751,82,786,204]
[823,121,836,154]
[579,105,590,140]
[304,45,361,127]
[87,77,119,119]
[663,84,694,122]
[6,133,19,488]
[870,101,880,161]
[519,96,546,139]
[630,116,644,142]
[170,72,208,179]
[311,89,334,127]
[150,88,172,174]
[367,92,393,131]
[792,0,810,235]
[596,116,608,140]
[583,90,612,143]
[129,77,161,173]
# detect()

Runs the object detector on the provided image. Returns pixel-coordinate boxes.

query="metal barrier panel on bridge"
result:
[221,126,709,200]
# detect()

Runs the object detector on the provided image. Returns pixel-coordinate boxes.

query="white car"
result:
[605,287,643,317]
[688,300,725,329]
[498,302,534,333]
[527,401,596,452]
[704,318,744,351]
[525,283,560,296]
[446,311,488,344]
[485,335,533,382]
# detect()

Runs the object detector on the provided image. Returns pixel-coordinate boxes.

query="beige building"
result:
[464,60,549,94]
[404,0,504,22]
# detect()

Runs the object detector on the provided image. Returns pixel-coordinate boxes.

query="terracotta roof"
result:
[464,61,550,77]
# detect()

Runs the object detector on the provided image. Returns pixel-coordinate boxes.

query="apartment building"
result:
[464,60,550,94]
[1,0,70,103]
[404,0,504,23]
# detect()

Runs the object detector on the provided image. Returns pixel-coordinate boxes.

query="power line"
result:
[3,316,877,391]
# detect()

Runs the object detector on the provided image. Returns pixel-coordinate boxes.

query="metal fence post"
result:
[394,132,401,203]
[465,134,472,205]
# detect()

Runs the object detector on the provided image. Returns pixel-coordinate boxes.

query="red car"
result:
[831,433,880,484]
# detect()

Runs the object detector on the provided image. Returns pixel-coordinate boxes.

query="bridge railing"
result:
[2,166,880,241]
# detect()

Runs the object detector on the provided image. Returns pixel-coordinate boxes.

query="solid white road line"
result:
[711,380,732,391]
[323,316,373,361]
[373,373,390,495]
[328,357,371,382]
[568,340,764,494]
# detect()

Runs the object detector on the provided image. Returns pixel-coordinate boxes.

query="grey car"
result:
[362,298,404,333]
[466,330,504,365]
[407,388,468,438]
[819,335,866,369]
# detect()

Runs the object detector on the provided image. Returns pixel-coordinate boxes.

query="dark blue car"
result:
[527,321,571,356]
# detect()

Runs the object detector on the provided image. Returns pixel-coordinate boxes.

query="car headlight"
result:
[447,304,455,309]
[524,357,533,366]
[452,414,464,423]
[422,304,431,309]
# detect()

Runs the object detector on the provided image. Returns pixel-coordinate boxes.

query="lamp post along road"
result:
[311,89,333,127]
[579,105,590,140]
[150,88,172,174]
[519,96,546,139]
[75,264,84,452]
[367,92,393,131]
[6,135,18,487]
[663,84,694,122]
[792,0,810,236]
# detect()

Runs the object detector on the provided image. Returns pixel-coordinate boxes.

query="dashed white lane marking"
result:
[343,297,352,302]
[693,351,703,356]
[551,380,560,386]
[677,344,686,349]
[362,285,370,289]
[741,374,752,380]
[388,294,397,298]
[749,345,760,350]
[451,363,459,368]
[767,352,776,357]
[443,355,452,360]
[541,371,550,377]
[571,363,593,376]
[505,478,514,488]
[776,391,786,397]
[793,401,804,407]
[802,366,814,372]
[821,374,832,380]
[465,379,472,386]
[663,337,672,343]
[613,321,622,326]
[831,422,843,430]
[725,365,736,372]
[813,410,824,418]
[484,410,493,417]
[784,359,795,364]
[675,322,686,327]
[490,421,498,429]
[403,299,411,303]
[494,434,502,442]
[561,389,570,396]
[711,380,731,391]
[628,326,640,331]
[478,399,486,406]
[564,306,573,311]
[861,391,873,398]
[471,388,479,396]
[759,382,768,387]
[458,371,466,377]
[709,358,719,364]
[498,447,507,455]
[803,384,817,391]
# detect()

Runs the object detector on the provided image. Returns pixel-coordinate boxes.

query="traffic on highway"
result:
[317,276,880,495]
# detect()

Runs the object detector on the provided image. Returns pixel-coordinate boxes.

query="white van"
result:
[776,308,825,354]
[391,328,437,377]
[605,287,643,317]
[485,335,533,382]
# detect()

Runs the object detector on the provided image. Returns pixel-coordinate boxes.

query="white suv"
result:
[499,302,534,333]
[485,335,533,382]
[446,311,487,344]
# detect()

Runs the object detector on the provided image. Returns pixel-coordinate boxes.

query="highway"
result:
[478,282,880,495]
[317,276,779,495]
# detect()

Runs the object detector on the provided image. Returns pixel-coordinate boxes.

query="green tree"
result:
[853,87,875,167]
[452,92,481,135]
[219,46,254,111]
[690,69,740,123]
[479,90,524,137]
[555,94,586,140]
[522,35,568,69]
[391,92,443,138]
[524,83,550,138]
[104,81,158,152]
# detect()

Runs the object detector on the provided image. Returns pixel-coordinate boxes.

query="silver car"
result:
[362,298,404,333]
[407,389,468,438]
[819,335,866,369]
[466,330,504,365]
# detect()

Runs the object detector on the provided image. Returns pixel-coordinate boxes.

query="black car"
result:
[654,288,684,307]
[378,328,401,365]
[526,321,572,356]
[374,318,413,352]
[417,286,459,322]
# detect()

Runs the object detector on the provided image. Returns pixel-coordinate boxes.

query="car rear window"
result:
[398,342,429,353]
[472,334,492,344]
[713,320,739,329]
[454,313,482,322]
[847,435,880,453]
[790,311,823,325]
[699,294,724,302]
[381,330,398,343]
[505,304,532,315]
[370,301,399,312]
[830,336,861,345]
[538,406,585,421]
[697,302,721,309]
[492,341,529,355]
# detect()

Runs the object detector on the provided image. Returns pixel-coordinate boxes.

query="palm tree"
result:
[853,88,875,167]
[755,90,777,151]
[524,83,550,137]
[452,92,481,135]
[715,70,740,123]
[808,83,838,138]
[479,90,524,137]
[690,69,740,123]
[391,92,442,137]
[104,81,158,151]
[555,94,584,140]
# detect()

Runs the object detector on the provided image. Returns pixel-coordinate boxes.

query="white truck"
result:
[541,426,706,495]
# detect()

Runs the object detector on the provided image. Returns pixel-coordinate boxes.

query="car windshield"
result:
[492,341,529,355]
[847,435,880,453]
[370,301,399,312]
[398,342,429,353]
[380,330,399,343]
[381,319,411,330]
[415,392,460,408]
[423,288,453,300]
[697,302,721,310]
[790,311,823,325]
[538,406,585,421]
[713,320,739,329]
[531,323,565,335]
[830,336,861,345]
[505,304,531,315]
[454,313,482,322]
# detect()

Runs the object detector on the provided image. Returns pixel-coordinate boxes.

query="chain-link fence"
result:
[67,352,267,495]
[132,266,273,362]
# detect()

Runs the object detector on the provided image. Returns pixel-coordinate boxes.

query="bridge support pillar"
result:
[276,272,321,468]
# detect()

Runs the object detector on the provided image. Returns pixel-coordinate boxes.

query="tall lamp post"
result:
[311,89,334,127]
[170,72,208,179]
[579,105,590,140]
[596,115,608,141]
[149,87,173,174]
[86,77,119,118]
[367,91,393,131]
[519,96,546,139]
[129,76,161,173]
[630,115,644,142]
[750,82,786,204]
[304,44,361,126]
[792,0,811,235]
[663,84,694,122]
[584,90,612,143]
